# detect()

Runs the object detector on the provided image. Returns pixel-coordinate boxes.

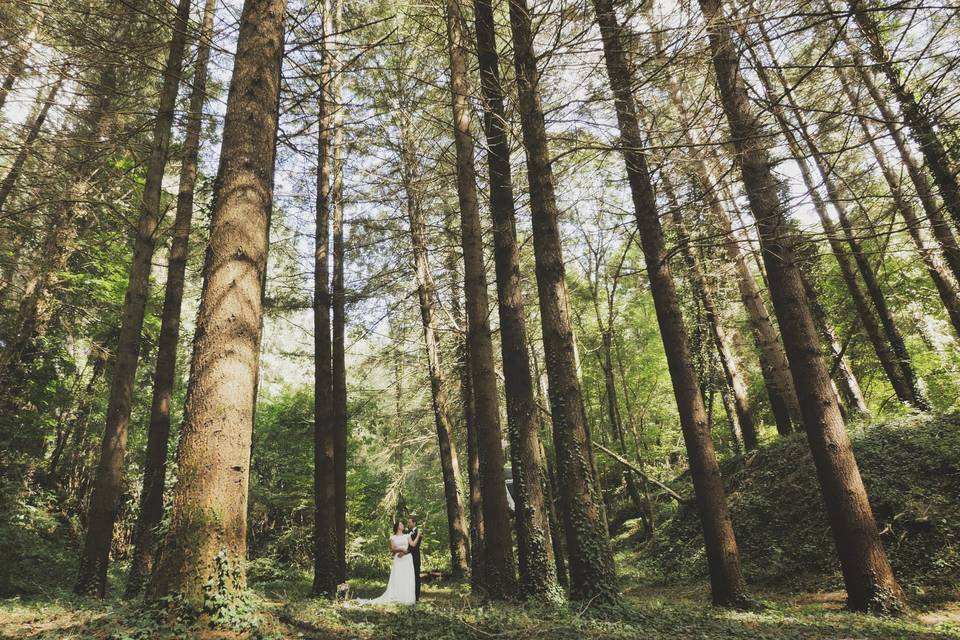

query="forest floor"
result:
[2,415,958,638]
[1,576,959,639]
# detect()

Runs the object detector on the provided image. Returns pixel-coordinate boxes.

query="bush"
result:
[0,477,79,597]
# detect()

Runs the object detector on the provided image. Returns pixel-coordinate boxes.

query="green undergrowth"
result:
[0,481,79,598]
[2,414,959,638]
[618,412,960,601]
[4,580,957,639]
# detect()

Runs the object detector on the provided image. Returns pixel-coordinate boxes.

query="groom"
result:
[406,516,422,601]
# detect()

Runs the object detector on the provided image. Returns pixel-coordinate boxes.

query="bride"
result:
[356,521,416,605]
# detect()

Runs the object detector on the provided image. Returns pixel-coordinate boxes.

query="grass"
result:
[1,576,958,639]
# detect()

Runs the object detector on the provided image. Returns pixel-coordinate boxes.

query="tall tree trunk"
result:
[147,0,287,604]
[747,19,929,410]
[800,268,870,417]
[446,236,482,585]
[508,0,618,604]
[838,33,960,287]
[661,172,759,451]
[399,134,471,580]
[126,0,218,598]
[835,64,960,336]
[0,76,61,215]
[312,0,348,583]
[641,4,799,435]
[76,0,193,597]
[313,0,339,597]
[591,0,746,606]
[444,0,517,599]
[458,327,485,589]
[471,0,556,599]
[331,119,348,585]
[848,0,960,233]
[696,0,906,612]
[530,342,569,586]
[734,21,915,409]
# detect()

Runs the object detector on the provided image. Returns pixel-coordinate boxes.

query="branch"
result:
[592,441,689,505]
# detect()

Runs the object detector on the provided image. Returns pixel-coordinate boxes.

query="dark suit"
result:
[409,527,421,600]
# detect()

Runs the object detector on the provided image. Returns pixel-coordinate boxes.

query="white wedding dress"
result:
[357,533,416,605]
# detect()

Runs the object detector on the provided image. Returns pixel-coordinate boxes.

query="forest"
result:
[0,0,959,637]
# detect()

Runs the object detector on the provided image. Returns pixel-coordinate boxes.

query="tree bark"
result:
[125,0,218,598]
[591,0,746,606]
[835,64,960,336]
[443,0,517,599]
[508,0,618,604]
[76,0,193,597]
[313,0,339,597]
[697,0,905,612]
[147,0,287,604]
[399,132,471,581]
[528,340,569,586]
[848,0,960,234]
[331,119,348,586]
[471,0,557,599]
[458,329,485,590]
[446,235,483,586]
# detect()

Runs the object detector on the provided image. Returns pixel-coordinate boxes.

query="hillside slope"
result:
[620,413,960,598]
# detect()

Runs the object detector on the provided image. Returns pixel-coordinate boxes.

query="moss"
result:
[626,413,960,602]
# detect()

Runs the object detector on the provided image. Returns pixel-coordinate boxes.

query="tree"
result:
[847,0,960,234]
[507,0,618,604]
[736,21,922,411]
[695,0,906,612]
[398,122,471,581]
[0,75,62,215]
[640,3,801,435]
[591,0,748,606]
[661,172,758,451]
[126,0,219,597]
[147,0,288,604]
[313,0,339,598]
[0,62,119,387]
[837,68,960,337]
[75,0,193,596]
[442,0,517,599]
[331,108,348,586]
[836,28,960,290]
[740,16,928,410]
[470,0,557,598]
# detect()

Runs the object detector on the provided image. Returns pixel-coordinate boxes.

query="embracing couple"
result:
[357,516,423,605]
